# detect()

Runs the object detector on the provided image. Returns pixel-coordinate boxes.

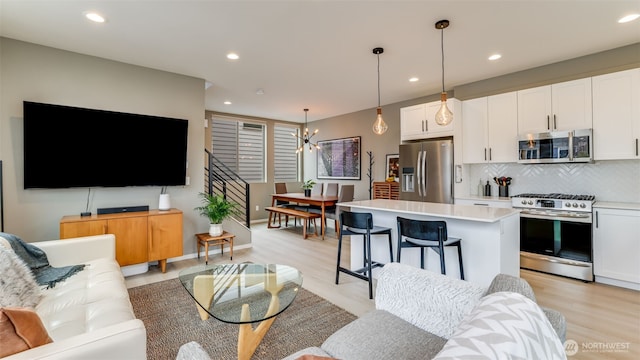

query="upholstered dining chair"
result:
[310,182,323,196]
[323,183,339,197]
[274,182,297,226]
[311,184,354,235]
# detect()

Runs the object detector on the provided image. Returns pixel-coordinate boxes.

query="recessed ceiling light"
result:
[618,14,640,23]
[224,101,232,105]
[256,89,265,95]
[409,77,419,82]
[488,54,502,61]
[84,12,105,23]
[227,53,239,60]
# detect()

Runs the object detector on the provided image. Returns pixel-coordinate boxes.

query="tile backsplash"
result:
[468,160,640,203]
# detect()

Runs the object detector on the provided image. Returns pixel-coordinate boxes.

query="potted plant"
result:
[194,192,238,236]
[302,179,316,197]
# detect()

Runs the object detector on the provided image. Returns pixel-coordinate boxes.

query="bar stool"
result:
[396,217,464,280]
[336,211,394,299]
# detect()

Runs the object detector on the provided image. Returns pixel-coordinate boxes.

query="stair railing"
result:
[205,149,250,228]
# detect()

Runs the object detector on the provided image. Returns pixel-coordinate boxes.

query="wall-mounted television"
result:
[23,101,188,189]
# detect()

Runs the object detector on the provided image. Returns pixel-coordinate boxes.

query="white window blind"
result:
[211,118,265,183]
[274,125,299,181]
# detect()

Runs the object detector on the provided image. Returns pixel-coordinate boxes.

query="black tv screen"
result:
[23,101,188,189]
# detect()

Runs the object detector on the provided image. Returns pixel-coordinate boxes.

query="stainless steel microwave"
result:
[518,129,593,164]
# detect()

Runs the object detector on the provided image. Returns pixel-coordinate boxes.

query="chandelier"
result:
[292,108,319,153]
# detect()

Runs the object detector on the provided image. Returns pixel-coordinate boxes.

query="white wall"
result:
[0,38,211,251]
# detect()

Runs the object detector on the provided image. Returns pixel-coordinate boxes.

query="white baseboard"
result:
[595,276,640,291]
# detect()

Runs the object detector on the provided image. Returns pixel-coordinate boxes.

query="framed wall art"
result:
[317,136,361,180]
[385,154,399,181]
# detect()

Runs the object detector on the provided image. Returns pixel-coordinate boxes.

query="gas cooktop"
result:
[511,193,595,212]
[512,193,595,201]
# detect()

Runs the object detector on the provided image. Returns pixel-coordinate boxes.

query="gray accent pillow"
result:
[434,292,567,360]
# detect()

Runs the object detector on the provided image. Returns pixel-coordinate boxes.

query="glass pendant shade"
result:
[372,47,387,135]
[434,92,453,126]
[372,107,388,135]
[434,19,453,126]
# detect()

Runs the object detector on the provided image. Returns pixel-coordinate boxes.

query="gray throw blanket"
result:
[0,232,85,289]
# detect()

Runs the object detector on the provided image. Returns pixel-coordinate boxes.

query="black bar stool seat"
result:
[336,211,394,299]
[396,216,464,280]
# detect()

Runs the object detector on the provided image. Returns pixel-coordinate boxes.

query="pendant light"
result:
[372,47,388,135]
[434,19,453,126]
[292,108,319,153]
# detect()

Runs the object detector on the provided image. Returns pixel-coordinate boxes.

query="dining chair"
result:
[309,184,353,235]
[324,183,339,197]
[273,182,297,226]
[295,182,324,214]
[310,182,323,196]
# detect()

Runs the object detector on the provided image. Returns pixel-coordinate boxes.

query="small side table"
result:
[196,231,235,264]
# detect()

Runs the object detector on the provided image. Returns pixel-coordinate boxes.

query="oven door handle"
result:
[519,211,592,223]
[521,253,592,267]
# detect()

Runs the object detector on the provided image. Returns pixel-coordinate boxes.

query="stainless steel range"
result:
[512,193,595,281]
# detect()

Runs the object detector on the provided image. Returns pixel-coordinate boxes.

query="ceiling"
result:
[1,1,639,123]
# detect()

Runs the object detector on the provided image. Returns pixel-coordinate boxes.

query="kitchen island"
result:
[337,199,520,287]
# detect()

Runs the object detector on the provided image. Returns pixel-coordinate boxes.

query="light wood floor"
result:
[126,222,640,359]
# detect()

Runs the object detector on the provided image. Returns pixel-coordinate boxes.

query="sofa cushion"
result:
[433,292,566,360]
[321,310,447,360]
[0,248,43,308]
[35,258,136,341]
[0,307,52,358]
[375,263,485,339]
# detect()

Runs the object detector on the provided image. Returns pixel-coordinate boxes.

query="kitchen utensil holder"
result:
[499,185,509,198]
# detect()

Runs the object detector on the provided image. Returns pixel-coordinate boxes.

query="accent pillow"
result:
[433,291,566,360]
[0,248,43,308]
[0,307,53,357]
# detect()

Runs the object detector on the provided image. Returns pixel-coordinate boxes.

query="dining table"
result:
[269,193,339,239]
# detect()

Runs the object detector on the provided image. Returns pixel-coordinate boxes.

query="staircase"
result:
[204,149,251,230]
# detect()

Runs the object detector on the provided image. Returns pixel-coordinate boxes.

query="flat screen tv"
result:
[23,101,188,189]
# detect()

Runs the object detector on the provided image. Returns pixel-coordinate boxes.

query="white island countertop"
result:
[338,199,519,223]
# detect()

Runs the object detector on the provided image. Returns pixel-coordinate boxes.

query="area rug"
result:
[128,278,357,360]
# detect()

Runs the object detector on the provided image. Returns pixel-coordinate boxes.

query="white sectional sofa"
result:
[1,234,146,360]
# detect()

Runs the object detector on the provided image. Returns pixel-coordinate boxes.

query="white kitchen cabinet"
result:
[592,68,640,160]
[400,99,460,141]
[517,78,592,134]
[593,206,640,290]
[462,92,518,164]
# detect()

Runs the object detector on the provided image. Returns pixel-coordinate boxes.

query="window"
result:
[274,125,300,181]
[211,117,266,183]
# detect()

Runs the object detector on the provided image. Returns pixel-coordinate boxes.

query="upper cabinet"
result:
[592,68,640,160]
[462,92,518,164]
[517,78,592,134]
[401,99,460,141]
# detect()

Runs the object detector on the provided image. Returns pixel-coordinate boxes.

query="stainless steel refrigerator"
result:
[399,138,453,203]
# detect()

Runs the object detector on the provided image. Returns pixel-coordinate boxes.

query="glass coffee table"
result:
[179,263,303,360]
